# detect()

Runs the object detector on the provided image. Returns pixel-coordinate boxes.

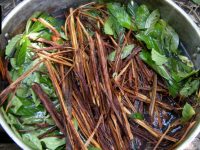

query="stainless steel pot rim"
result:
[1,0,200,150]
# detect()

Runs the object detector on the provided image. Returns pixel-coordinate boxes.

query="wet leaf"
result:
[140,50,171,80]
[22,133,42,150]
[167,26,179,52]
[5,34,22,57]
[168,81,182,97]
[121,44,135,59]
[108,44,135,61]
[26,12,42,34]
[104,17,114,35]
[126,0,138,17]
[16,38,30,66]
[41,137,65,150]
[151,48,168,66]
[180,79,200,97]
[9,96,44,116]
[178,55,194,68]
[182,103,195,122]
[145,9,160,28]
[129,113,144,120]
[1,108,22,139]
[136,33,160,52]
[135,5,150,29]
[107,3,133,29]
[9,96,23,114]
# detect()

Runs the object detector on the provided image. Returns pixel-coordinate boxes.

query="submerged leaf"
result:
[182,103,195,122]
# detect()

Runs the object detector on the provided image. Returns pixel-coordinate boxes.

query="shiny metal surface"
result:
[0,0,199,149]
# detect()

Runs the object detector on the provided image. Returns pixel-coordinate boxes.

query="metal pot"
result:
[0,0,199,149]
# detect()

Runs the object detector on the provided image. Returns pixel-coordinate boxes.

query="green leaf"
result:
[10,58,18,69]
[126,0,138,17]
[22,133,42,150]
[168,26,179,52]
[104,17,114,35]
[145,9,160,29]
[139,50,171,80]
[9,68,23,81]
[26,12,42,34]
[192,0,200,5]
[31,88,41,107]
[41,137,65,150]
[21,115,50,125]
[16,84,31,98]
[104,15,125,40]
[135,5,150,29]
[129,113,144,120]
[88,145,101,150]
[121,44,135,59]
[151,48,168,66]
[30,13,63,33]
[16,38,30,66]
[168,81,182,97]
[180,79,200,97]
[161,25,179,53]
[136,33,160,52]
[1,108,22,139]
[108,44,135,61]
[108,50,116,62]
[5,34,22,57]
[182,103,195,122]
[107,3,133,29]
[9,96,23,113]
[9,96,44,116]
[178,55,194,68]
[168,58,194,82]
